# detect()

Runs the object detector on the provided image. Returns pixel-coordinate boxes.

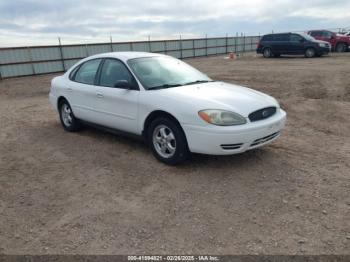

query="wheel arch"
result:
[142,110,186,140]
[57,96,68,109]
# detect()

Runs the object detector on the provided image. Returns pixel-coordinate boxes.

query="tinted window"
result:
[310,31,322,37]
[262,35,273,41]
[322,31,333,38]
[290,34,303,42]
[99,59,134,88]
[274,34,290,41]
[74,59,101,85]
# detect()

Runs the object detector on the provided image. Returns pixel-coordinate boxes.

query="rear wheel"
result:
[305,48,315,58]
[335,43,346,52]
[59,99,80,132]
[263,48,272,58]
[148,117,189,165]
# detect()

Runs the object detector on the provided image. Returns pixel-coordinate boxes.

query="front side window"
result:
[290,34,303,42]
[322,31,333,39]
[128,56,212,90]
[310,31,321,37]
[74,59,102,85]
[99,59,135,88]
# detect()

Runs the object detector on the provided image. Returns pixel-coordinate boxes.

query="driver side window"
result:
[290,34,302,42]
[99,59,135,88]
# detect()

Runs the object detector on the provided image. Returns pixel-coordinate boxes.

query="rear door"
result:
[66,58,102,122]
[273,34,290,54]
[93,58,140,134]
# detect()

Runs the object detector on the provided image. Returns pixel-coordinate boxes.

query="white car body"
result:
[49,52,286,156]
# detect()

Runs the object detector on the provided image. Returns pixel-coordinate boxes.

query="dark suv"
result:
[257,33,331,58]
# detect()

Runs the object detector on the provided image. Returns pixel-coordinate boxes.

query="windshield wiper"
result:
[147,83,183,90]
[183,80,214,86]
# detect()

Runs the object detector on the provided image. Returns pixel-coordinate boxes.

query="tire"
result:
[58,99,80,132]
[148,117,189,165]
[305,48,315,58]
[335,43,346,53]
[263,48,272,58]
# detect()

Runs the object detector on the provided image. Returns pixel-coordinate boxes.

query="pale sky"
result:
[0,0,349,47]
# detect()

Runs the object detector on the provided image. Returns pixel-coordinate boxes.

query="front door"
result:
[94,58,140,134]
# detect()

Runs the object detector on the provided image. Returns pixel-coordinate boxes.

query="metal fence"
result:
[0,35,260,79]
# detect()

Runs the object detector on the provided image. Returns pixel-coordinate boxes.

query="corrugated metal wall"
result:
[0,36,260,79]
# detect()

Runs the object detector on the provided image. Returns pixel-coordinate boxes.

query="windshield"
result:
[301,34,316,41]
[127,56,212,90]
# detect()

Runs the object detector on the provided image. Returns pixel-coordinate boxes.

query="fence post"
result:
[243,33,246,53]
[205,34,208,56]
[148,35,152,52]
[110,36,113,52]
[164,40,167,55]
[58,37,65,72]
[235,33,238,53]
[251,36,253,51]
[0,67,2,80]
[85,44,89,57]
[179,35,183,59]
[130,42,133,51]
[192,38,195,58]
[225,33,228,54]
[26,46,35,75]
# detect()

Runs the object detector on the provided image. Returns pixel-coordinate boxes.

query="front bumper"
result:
[317,46,331,54]
[182,109,287,155]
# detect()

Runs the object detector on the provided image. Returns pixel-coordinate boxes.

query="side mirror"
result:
[114,80,131,89]
[330,35,335,40]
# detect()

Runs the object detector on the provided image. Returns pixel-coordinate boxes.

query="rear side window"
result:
[74,59,102,85]
[274,34,290,41]
[262,35,273,41]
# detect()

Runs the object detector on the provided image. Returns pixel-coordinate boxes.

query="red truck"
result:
[308,30,350,52]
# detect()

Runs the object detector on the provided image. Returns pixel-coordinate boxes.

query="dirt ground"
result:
[0,52,349,255]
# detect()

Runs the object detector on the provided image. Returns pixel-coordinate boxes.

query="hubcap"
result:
[306,49,314,57]
[152,125,176,158]
[61,104,73,127]
[264,49,270,57]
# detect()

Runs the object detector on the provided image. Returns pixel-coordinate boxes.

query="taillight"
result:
[257,41,261,49]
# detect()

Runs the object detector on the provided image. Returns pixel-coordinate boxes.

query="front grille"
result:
[221,143,243,150]
[250,132,280,147]
[249,107,276,122]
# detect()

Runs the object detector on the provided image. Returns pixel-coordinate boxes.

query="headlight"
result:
[198,109,247,126]
[319,43,326,47]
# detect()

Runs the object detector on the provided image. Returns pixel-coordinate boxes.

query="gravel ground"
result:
[0,52,349,255]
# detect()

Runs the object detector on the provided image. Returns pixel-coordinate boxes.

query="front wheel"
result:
[305,48,315,58]
[335,43,346,52]
[59,99,80,132]
[148,117,189,165]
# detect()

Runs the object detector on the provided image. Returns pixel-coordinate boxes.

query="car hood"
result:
[314,40,329,45]
[154,82,279,117]
[336,34,350,41]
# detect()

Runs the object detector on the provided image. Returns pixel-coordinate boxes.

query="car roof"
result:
[84,51,165,62]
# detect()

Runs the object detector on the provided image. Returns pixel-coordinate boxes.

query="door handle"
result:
[67,88,73,92]
[96,93,104,98]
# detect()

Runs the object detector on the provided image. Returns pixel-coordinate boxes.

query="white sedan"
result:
[49,52,286,165]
